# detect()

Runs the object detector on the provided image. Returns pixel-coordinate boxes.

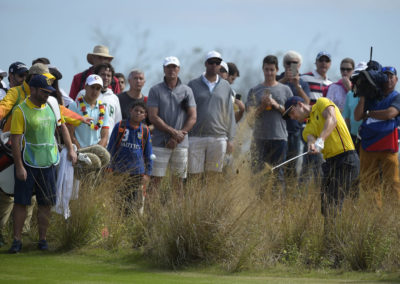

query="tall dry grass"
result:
[49,171,136,250]
[42,119,400,272]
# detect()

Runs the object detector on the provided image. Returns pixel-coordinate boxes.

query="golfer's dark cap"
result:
[282,96,304,120]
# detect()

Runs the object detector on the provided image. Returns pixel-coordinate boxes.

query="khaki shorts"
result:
[151,147,188,178]
[188,137,227,174]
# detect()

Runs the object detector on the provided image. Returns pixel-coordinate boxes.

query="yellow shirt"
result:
[0,81,30,131]
[302,97,354,159]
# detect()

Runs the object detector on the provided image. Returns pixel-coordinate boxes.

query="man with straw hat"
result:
[69,45,120,100]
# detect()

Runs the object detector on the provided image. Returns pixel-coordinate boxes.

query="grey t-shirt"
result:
[246,83,293,140]
[117,91,145,120]
[147,78,196,148]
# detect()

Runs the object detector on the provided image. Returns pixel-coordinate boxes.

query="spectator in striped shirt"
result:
[301,52,333,103]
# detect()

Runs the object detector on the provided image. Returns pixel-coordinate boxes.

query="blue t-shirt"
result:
[107,121,152,175]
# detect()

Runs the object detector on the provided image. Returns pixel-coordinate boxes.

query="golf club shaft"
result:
[271,151,308,171]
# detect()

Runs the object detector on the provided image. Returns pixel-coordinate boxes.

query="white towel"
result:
[53,147,79,219]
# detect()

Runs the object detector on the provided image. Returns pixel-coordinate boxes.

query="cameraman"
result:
[354,66,400,207]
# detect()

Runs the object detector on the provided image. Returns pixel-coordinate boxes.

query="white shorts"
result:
[188,137,227,174]
[151,147,188,178]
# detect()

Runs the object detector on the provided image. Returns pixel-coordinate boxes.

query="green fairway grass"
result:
[1,247,399,284]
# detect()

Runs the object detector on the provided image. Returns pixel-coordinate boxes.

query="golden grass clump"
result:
[43,118,400,272]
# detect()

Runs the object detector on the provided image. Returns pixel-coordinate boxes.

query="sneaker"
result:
[8,239,22,254]
[38,239,48,251]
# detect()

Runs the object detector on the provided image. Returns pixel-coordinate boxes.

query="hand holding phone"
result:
[290,63,298,78]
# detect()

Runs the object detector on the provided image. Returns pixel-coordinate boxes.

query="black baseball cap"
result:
[282,96,305,120]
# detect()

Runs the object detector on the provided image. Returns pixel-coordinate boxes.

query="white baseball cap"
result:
[85,74,103,86]
[163,56,180,67]
[205,50,222,61]
[220,61,229,73]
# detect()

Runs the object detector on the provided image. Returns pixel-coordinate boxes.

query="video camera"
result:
[351,48,388,101]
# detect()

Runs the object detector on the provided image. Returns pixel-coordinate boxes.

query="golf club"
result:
[271,151,309,171]
[138,184,146,216]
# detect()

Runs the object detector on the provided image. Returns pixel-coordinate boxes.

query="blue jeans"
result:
[286,130,301,178]
[251,139,287,191]
[299,140,323,186]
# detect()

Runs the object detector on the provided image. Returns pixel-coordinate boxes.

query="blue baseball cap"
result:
[282,96,305,119]
[29,74,56,93]
[382,66,397,76]
[9,61,28,75]
[316,51,331,61]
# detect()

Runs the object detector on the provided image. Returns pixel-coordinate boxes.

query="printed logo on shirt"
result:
[121,141,141,149]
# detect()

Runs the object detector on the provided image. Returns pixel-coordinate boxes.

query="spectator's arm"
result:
[368,107,400,120]
[181,106,196,133]
[98,127,109,147]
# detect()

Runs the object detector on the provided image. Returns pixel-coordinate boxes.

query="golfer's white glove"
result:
[315,138,324,153]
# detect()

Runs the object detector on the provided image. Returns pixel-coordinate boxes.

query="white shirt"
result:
[201,74,220,93]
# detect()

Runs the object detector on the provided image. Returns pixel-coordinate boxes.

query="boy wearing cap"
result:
[147,56,196,191]
[284,96,359,217]
[68,75,110,148]
[75,63,122,138]
[8,75,77,253]
[69,45,121,101]
[354,66,400,207]
[188,51,235,176]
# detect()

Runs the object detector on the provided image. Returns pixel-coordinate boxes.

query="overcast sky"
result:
[2,0,399,95]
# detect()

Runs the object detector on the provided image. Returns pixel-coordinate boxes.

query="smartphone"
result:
[290,63,298,77]
[235,94,242,100]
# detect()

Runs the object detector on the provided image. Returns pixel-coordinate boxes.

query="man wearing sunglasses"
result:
[7,62,28,91]
[188,51,236,177]
[326,58,355,112]
[302,52,333,103]
[354,66,400,207]
[278,51,311,179]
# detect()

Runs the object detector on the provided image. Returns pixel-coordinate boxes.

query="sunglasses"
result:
[285,61,298,65]
[318,58,331,63]
[207,59,222,65]
[382,66,397,75]
[340,67,353,72]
